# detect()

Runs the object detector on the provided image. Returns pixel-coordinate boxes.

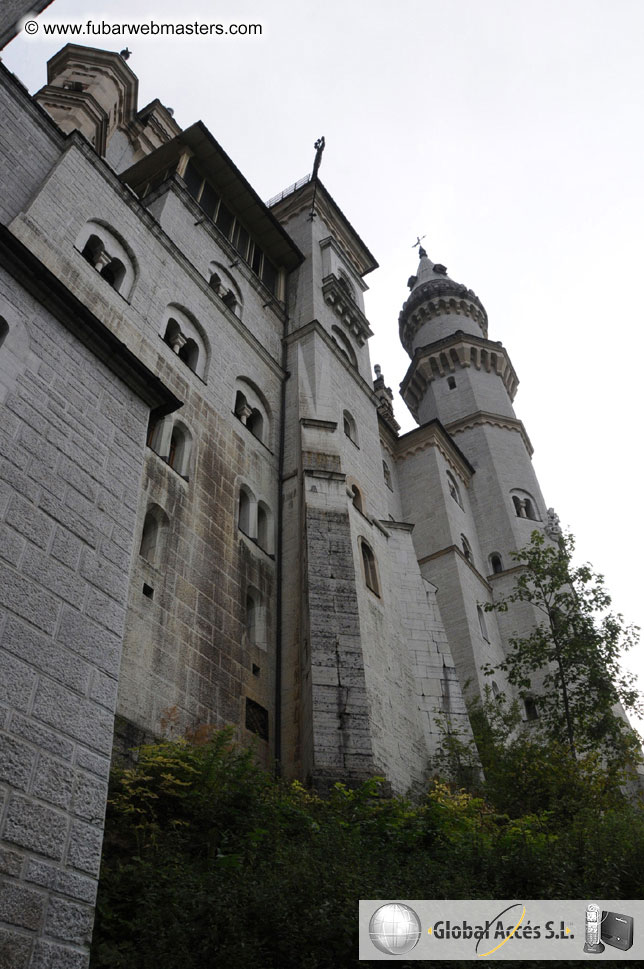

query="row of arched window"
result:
[76,221,247,379]
[447,469,541,524]
[238,486,274,556]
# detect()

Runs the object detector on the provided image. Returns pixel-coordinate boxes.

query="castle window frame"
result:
[382,460,393,491]
[257,501,273,555]
[359,538,381,598]
[233,378,271,449]
[0,317,8,350]
[238,485,255,537]
[490,553,503,574]
[343,410,358,446]
[161,306,209,380]
[139,504,170,566]
[245,697,269,741]
[167,421,192,479]
[350,484,365,515]
[75,221,137,299]
[477,605,490,642]
[461,534,473,563]
[447,471,463,508]
[511,489,540,522]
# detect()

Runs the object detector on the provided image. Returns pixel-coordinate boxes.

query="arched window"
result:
[234,390,250,423]
[360,540,380,597]
[343,410,358,445]
[161,306,209,380]
[81,234,104,267]
[511,490,540,521]
[222,290,238,312]
[167,422,192,478]
[338,270,356,301]
[100,257,126,292]
[178,338,199,372]
[164,318,182,352]
[332,327,358,369]
[0,317,8,350]
[461,534,472,563]
[490,553,503,574]
[477,605,490,642]
[75,221,137,298]
[209,272,222,294]
[246,409,264,442]
[238,487,253,535]
[491,681,500,698]
[382,461,393,490]
[139,505,169,565]
[351,484,364,515]
[447,471,463,508]
[233,379,270,447]
[447,376,457,390]
[257,501,272,554]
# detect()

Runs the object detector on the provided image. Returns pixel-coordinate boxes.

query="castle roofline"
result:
[120,122,304,272]
[268,176,379,278]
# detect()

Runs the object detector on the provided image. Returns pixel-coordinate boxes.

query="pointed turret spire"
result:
[408,248,449,292]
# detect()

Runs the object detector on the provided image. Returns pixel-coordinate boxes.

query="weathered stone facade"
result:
[0,41,555,967]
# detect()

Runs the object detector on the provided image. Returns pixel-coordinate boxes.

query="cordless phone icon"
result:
[584,903,605,954]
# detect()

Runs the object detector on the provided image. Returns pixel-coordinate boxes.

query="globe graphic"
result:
[369,903,421,955]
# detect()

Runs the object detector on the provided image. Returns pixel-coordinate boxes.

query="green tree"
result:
[484,530,642,771]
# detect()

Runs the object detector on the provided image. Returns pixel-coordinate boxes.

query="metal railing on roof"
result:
[266,174,311,208]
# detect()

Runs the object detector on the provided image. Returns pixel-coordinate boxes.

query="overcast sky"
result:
[4,0,644,727]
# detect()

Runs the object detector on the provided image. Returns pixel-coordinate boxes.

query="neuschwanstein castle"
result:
[0,22,561,968]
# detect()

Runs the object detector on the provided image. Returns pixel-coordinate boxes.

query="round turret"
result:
[399,248,488,356]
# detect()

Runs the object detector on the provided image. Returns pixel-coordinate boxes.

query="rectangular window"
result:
[183,160,203,200]
[234,223,250,261]
[261,259,278,295]
[215,201,234,238]
[251,245,262,275]
[200,181,219,220]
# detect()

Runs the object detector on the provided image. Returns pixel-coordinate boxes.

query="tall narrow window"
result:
[257,502,272,553]
[461,535,472,563]
[167,423,192,478]
[477,605,490,642]
[447,471,463,508]
[490,553,503,574]
[246,409,264,442]
[343,410,358,445]
[382,461,393,490]
[238,488,252,535]
[351,485,364,515]
[360,540,380,596]
[139,505,169,565]
[0,317,8,350]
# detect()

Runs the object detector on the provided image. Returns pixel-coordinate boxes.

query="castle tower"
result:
[397,248,548,705]
[270,184,473,791]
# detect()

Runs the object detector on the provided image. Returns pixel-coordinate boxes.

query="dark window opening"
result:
[490,553,503,574]
[252,664,260,677]
[524,697,539,721]
[447,376,456,389]
[183,160,203,199]
[361,541,380,596]
[0,317,8,350]
[245,698,269,741]
[142,583,154,599]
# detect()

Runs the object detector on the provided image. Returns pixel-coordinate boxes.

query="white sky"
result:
[4,0,644,729]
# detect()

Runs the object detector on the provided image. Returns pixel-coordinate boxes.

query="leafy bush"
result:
[90,727,644,969]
